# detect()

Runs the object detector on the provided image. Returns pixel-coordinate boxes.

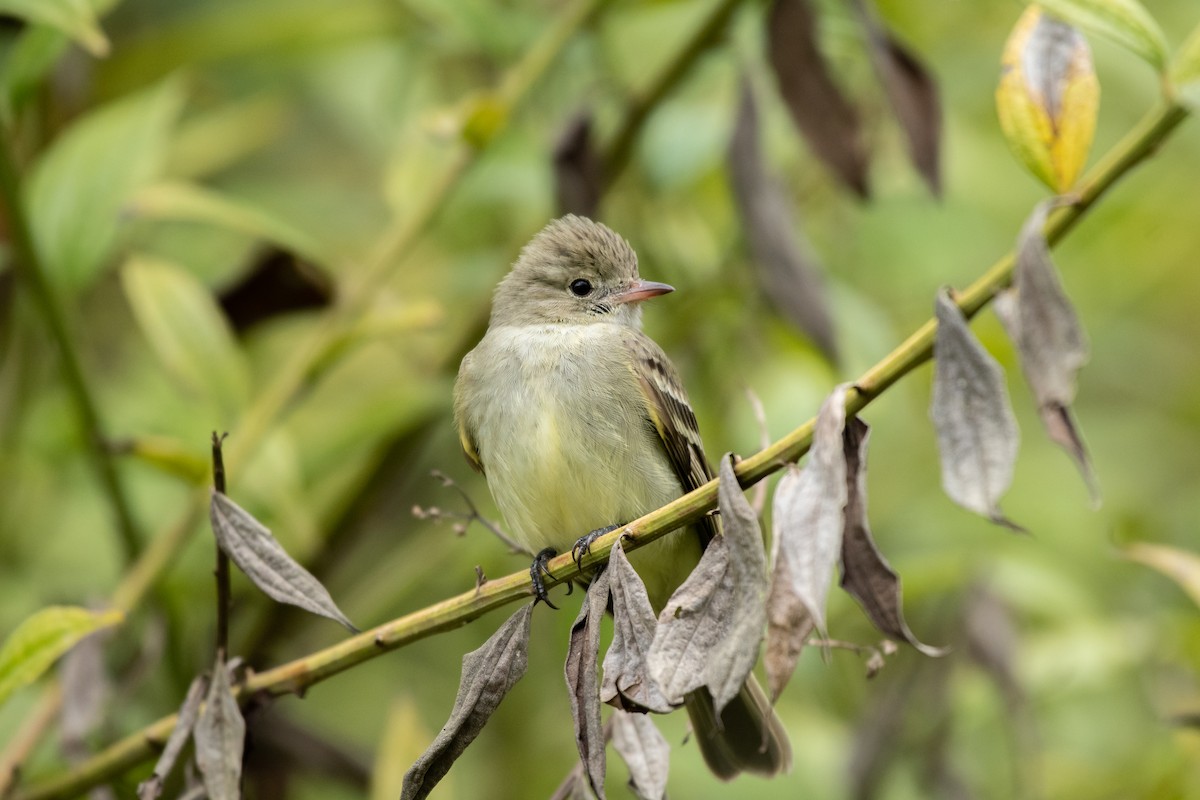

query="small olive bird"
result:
[453,215,791,779]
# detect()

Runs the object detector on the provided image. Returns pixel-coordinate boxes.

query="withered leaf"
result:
[611,710,670,800]
[931,289,1022,529]
[601,540,675,714]
[1001,200,1097,502]
[548,762,598,800]
[728,74,837,360]
[138,674,208,800]
[853,0,942,194]
[210,491,358,632]
[765,384,849,700]
[59,628,110,749]
[566,568,611,799]
[647,454,768,713]
[996,7,1098,192]
[840,417,946,657]
[194,655,245,800]
[554,111,602,218]
[401,604,533,800]
[766,0,869,196]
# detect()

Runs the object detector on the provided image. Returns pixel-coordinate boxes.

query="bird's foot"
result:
[530,547,559,609]
[571,524,621,572]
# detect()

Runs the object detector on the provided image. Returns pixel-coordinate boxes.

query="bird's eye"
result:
[569,278,593,297]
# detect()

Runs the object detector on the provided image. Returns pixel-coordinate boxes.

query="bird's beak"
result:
[611,279,675,305]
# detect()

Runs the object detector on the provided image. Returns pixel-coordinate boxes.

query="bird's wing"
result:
[624,329,719,546]
[454,353,486,475]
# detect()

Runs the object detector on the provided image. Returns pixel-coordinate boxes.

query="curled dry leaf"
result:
[566,568,611,799]
[647,454,767,714]
[401,604,533,800]
[194,655,245,800]
[997,6,1098,192]
[766,0,869,196]
[611,710,670,800]
[554,111,602,218]
[840,418,946,657]
[764,384,849,700]
[728,75,837,360]
[209,491,358,632]
[851,0,942,195]
[138,674,209,800]
[59,628,111,749]
[931,290,1022,530]
[998,200,1097,503]
[601,540,676,714]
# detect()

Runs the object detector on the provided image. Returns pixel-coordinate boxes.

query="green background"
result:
[2,0,1199,797]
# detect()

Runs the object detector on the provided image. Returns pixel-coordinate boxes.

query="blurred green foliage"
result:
[1,0,1200,798]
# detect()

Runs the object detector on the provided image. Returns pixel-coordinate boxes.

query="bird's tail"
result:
[684,676,792,780]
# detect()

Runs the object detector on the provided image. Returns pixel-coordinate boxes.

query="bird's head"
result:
[490,215,673,328]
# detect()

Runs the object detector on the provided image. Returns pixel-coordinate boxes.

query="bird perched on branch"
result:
[453,214,790,780]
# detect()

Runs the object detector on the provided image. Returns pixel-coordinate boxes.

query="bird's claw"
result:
[571,524,621,572]
[530,547,559,609]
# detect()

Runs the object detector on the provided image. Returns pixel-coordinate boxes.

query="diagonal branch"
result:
[0,130,141,565]
[11,97,1190,800]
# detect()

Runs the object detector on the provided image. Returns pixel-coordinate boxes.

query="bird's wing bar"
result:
[626,331,719,546]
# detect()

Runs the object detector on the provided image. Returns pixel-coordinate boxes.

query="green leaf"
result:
[1123,542,1200,608]
[1034,0,1168,71]
[120,255,250,420]
[0,606,122,711]
[128,181,329,266]
[0,0,109,56]
[25,77,185,293]
[0,27,69,121]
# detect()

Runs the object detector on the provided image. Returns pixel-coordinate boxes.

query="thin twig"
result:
[413,470,522,553]
[12,97,1191,800]
[601,0,745,187]
[0,128,141,565]
[211,432,231,660]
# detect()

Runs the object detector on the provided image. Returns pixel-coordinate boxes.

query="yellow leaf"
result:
[997,6,1099,192]
[1123,542,1200,609]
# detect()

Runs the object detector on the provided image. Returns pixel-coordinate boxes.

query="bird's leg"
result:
[530,547,559,609]
[571,524,621,571]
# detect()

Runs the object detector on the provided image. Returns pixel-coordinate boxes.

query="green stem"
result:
[14,96,1190,800]
[601,0,744,186]
[0,131,141,564]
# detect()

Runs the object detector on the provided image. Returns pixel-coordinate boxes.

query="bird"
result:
[453,214,791,780]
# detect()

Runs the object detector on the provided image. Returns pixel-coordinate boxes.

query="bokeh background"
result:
[2,0,1200,798]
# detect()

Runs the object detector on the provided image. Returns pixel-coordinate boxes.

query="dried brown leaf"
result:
[728,75,837,360]
[210,491,358,632]
[840,418,946,657]
[931,290,1022,529]
[194,655,245,800]
[1003,200,1097,503]
[401,604,533,800]
[647,454,768,713]
[601,541,675,714]
[59,629,110,748]
[853,0,942,194]
[554,111,602,218]
[611,710,669,800]
[138,674,208,800]
[566,568,611,799]
[767,0,869,196]
[765,384,849,700]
